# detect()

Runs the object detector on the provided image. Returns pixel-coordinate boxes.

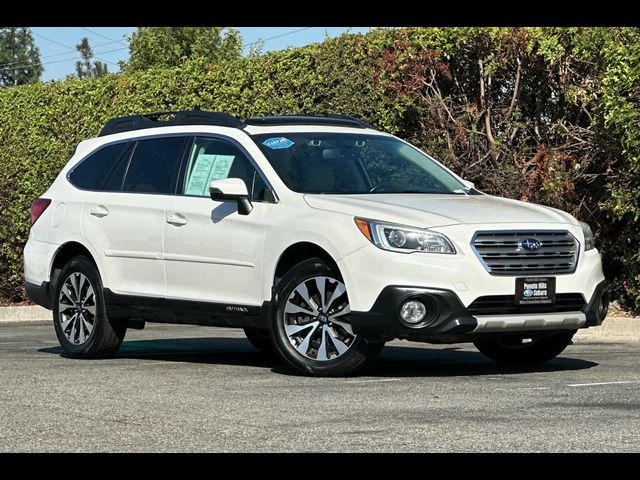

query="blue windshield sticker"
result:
[263,137,294,149]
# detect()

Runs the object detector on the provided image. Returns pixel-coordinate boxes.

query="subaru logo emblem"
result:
[520,238,542,251]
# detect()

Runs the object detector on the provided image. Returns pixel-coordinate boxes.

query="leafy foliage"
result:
[0,27,639,311]
[598,29,640,310]
[121,27,242,73]
[0,27,42,86]
[75,37,108,79]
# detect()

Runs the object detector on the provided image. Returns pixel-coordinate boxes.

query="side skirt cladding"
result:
[103,289,271,329]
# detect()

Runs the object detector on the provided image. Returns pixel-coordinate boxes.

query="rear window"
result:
[69,142,132,191]
[123,137,186,194]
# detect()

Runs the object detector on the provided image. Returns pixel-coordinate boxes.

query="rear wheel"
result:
[270,258,384,376]
[53,256,126,358]
[473,331,576,365]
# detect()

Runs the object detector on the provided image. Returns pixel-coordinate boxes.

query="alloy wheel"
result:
[58,272,96,345]
[282,276,356,361]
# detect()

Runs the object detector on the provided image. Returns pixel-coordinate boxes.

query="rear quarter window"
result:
[68,142,132,191]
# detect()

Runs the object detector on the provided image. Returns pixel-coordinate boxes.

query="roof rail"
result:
[98,111,375,137]
[98,110,244,137]
[244,114,374,129]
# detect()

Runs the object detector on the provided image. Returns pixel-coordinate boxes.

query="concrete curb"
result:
[575,317,640,343]
[0,305,638,341]
[0,305,51,323]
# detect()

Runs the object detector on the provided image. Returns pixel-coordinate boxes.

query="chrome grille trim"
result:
[471,230,580,276]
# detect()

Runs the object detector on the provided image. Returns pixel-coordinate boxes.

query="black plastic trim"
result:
[467,293,586,315]
[244,114,373,129]
[103,289,270,329]
[99,112,373,137]
[351,281,609,342]
[25,281,51,310]
[582,280,609,327]
[350,286,477,341]
[98,111,244,137]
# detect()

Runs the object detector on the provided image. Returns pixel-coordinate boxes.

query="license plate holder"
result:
[515,277,556,305]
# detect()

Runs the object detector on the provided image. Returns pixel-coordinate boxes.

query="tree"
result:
[75,37,108,79]
[121,27,242,72]
[0,27,42,86]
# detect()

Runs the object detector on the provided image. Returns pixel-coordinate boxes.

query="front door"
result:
[163,136,272,306]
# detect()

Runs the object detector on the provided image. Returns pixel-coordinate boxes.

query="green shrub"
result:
[1,27,638,311]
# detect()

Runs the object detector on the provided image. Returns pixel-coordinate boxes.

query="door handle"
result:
[89,205,109,218]
[166,213,188,226]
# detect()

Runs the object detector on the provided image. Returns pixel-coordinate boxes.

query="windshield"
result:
[252,133,469,194]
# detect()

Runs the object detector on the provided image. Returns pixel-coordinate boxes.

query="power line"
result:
[0,38,124,70]
[241,26,365,51]
[32,31,77,52]
[243,27,313,49]
[80,27,129,47]
[32,31,120,67]
[5,27,328,72]
[0,46,128,74]
[3,27,361,78]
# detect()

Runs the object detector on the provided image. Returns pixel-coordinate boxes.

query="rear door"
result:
[80,135,188,297]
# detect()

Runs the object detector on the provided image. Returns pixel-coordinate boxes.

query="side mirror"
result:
[461,179,475,190]
[209,178,253,215]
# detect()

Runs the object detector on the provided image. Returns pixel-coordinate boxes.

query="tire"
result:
[52,256,126,358]
[270,257,384,376]
[473,330,576,365]
[244,327,276,355]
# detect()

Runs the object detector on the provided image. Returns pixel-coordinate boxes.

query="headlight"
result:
[581,222,595,251]
[354,218,456,254]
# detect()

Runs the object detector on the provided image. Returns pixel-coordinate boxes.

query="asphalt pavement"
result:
[1,321,639,452]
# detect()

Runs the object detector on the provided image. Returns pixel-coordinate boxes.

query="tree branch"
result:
[479,59,498,161]
[505,57,522,122]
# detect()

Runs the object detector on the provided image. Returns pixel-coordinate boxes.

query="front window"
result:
[182,137,270,201]
[252,133,469,194]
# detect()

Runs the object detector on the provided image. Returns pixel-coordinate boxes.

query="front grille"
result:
[472,231,579,276]
[467,293,586,316]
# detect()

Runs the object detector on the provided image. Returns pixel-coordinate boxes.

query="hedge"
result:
[1,27,638,311]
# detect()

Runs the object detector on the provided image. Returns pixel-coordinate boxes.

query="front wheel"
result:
[53,256,126,358]
[473,331,576,365]
[270,258,384,376]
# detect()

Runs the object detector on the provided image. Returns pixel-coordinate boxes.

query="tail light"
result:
[30,198,51,226]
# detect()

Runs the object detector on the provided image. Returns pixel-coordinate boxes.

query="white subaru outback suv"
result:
[23,111,609,376]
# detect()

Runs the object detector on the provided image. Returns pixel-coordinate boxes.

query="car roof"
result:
[74,123,391,163]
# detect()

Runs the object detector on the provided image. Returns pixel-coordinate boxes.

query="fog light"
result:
[400,300,427,325]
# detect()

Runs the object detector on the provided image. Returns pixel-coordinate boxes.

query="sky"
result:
[29,27,373,81]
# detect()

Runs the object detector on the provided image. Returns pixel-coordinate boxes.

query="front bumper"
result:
[350,280,609,343]
[338,223,605,313]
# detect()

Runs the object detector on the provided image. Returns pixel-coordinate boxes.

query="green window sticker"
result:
[185,153,235,196]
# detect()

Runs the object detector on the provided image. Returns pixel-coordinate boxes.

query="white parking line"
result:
[346,378,402,384]
[566,381,640,387]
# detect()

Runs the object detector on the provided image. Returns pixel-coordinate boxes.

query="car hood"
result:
[303,193,578,228]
